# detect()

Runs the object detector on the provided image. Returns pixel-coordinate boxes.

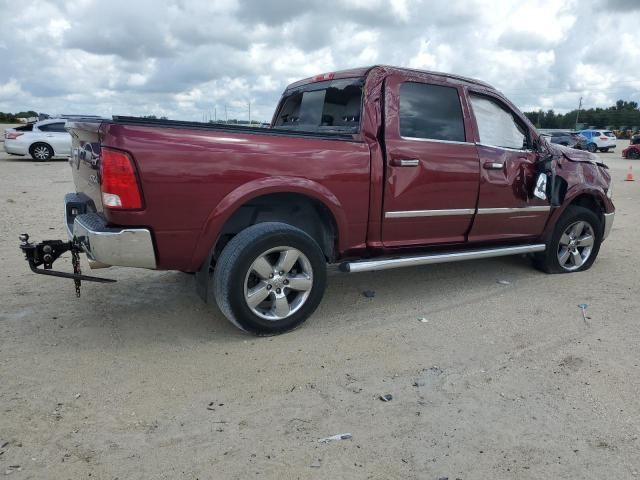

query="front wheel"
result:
[534,206,602,274]
[628,150,640,159]
[213,222,327,335]
[587,143,597,153]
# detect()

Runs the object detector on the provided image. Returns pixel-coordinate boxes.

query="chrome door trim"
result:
[385,208,476,218]
[341,244,547,273]
[477,206,551,215]
[401,136,474,146]
[475,142,535,153]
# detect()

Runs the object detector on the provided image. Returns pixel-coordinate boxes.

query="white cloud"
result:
[0,0,638,120]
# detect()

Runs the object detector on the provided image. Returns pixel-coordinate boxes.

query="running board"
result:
[339,244,546,273]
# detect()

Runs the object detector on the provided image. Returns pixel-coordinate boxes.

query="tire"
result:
[587,143,597,153]
[599,148,609,153]
[534,206,602,274]
[29,143,53,161]
[628,150,640,159]
[213,222,327,335]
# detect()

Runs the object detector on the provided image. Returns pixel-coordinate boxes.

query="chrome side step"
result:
[340,244,546,273]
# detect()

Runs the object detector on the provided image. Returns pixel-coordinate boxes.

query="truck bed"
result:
[66,116,372,271]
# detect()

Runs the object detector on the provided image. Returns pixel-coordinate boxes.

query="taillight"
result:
[600,136,607,140]
[5,132,23,140]
[100,148,143,209]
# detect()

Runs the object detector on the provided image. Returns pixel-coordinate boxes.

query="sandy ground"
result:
[0,141,638,480]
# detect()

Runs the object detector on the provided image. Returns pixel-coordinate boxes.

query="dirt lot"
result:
[0,142,638,479]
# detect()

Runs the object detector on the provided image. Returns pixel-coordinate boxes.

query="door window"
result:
[470,94,527,150]
[39,122,66,132]
[399,82,465,142]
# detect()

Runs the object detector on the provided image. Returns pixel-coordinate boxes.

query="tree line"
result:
[523,100,640,131]
[0,111,38,122]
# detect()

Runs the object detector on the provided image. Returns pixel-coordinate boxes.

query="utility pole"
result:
[225,104,228,123]
[248,101,251,125]
[575,96,583,131]
[214,107,217,122]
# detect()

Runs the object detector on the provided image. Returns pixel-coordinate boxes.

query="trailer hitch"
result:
[19,234,116,297]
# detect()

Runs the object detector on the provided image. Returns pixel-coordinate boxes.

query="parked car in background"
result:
[3,119,71,160]
[578,129,617,153]
[18,65,615,336]
[622,144,640,159]
[539,130,587,149]
[631,133,640,145]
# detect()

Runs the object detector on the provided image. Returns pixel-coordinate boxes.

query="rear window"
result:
[273,78,363,133]
[15,124,34,132]
[399,82,465,142]
[604,131,615,137]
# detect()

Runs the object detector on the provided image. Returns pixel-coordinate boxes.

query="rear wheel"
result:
[587,143,597,153]
[29,143,53,161]
[534,206,602,274]
[599,147,609,153]
[213,222,327,335]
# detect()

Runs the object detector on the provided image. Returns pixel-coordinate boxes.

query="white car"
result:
[578,129,617,153]
[3,119,71,160]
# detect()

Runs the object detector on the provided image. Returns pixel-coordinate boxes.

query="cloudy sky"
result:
[0,0,638,122]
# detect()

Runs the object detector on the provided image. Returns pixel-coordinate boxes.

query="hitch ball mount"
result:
[18,233,116,297]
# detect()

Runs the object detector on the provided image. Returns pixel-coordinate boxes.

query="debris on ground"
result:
[74,393,81,399]
[379,394,393,402]
[497,279,511,285]
[578,303,590,323]
[318,433,352,443]
[5,465,21,475]
[418,317,429,323]
[362,290,376,298]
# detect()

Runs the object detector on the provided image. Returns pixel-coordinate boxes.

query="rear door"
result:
[467,91,550,242]
[39,122,70,156]
[381,75,480,247]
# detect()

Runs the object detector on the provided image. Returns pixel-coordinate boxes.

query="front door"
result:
[466,92,550,242]
[381,76,480,247]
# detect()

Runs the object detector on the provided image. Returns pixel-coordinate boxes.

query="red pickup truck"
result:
[19,65,615,335]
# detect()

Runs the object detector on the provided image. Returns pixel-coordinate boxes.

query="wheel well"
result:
[213,193,338,262]
[570,194,604,228]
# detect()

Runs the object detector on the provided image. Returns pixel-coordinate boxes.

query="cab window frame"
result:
[398,81,467,144]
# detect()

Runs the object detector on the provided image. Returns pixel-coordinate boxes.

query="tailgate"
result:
[67,120,104,212]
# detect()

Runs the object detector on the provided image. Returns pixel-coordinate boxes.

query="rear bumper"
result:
[602,212,614,241]
[65,193,156,269]
[3,140,26,155]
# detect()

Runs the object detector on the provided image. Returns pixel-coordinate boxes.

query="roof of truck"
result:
[286,65,494,90]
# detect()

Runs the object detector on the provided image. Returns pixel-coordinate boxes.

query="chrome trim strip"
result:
[342,244,547,273]
[476,142,534,153]
[385,208,475,218]
[477,206,550,215]
[401,136,474,146]
[602,212,614,240]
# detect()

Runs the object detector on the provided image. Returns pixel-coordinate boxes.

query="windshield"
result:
[273,78,364,133]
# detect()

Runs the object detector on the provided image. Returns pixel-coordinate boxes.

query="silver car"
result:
[3,119,71,160]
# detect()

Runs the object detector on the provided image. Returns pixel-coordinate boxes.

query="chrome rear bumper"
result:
[64,193,156,269]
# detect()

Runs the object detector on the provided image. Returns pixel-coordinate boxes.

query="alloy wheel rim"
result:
[244,246,313,321]
[34,146,50,160]
[557,221,594,271]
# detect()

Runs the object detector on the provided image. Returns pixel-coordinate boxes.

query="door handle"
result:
[393,158,419,167]
[483,162,504,170]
